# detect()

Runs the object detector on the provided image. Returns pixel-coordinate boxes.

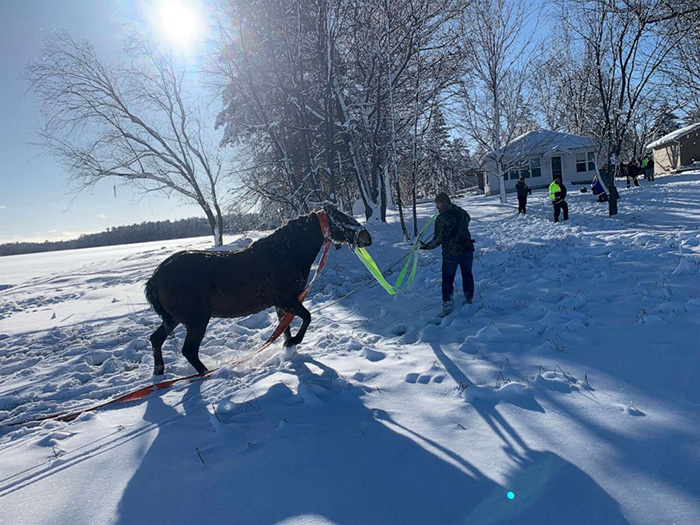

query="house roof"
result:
[499,129,596,159]
[645,122,700,150]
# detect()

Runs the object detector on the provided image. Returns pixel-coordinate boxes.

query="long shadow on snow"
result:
[430,342,628,524]
[530,387,700,521]
[117,357,499,525]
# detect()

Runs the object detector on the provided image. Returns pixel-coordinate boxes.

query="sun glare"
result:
[154,0,204,50]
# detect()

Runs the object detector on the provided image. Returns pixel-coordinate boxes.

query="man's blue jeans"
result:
[442,250,474,303]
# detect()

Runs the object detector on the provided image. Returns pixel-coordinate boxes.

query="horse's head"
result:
[319,203,372,248]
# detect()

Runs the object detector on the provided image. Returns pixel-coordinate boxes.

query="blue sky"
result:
[0,0,213,244]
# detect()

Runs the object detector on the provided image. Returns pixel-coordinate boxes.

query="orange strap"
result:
[231,212,332,359]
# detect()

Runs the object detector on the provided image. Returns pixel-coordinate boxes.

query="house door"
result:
[551,156,562,180]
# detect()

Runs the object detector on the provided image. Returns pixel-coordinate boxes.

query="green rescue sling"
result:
[354,215,437,295]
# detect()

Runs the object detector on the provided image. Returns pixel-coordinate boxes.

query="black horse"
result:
[145,204,372,375]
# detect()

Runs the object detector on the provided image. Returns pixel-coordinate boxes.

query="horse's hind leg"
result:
[275,307,293,345]
[276,299,311,347]
[182,319,209,374]
[150,318,179,375]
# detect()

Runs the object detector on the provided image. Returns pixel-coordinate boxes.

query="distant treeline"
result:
[0,214,264,257]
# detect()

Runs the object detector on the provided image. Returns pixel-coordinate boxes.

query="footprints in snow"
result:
[405,371,445,385]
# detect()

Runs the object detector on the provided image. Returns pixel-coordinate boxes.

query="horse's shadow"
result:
[116,353,626,524]
[116,357,498,524]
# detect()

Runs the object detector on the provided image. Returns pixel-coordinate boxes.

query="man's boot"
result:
[441,301,453,317]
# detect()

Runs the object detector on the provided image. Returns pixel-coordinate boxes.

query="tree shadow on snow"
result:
[116,357,504,524]
[429,342,628,524]
[464,449,629,524]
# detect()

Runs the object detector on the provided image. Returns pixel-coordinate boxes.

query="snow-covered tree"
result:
[214,0,463,224]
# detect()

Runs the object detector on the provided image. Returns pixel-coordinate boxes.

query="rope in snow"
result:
[0,378,220,498]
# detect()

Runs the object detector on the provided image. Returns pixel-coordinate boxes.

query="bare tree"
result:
[456,0,540,203]
[27,32,227,246]
[664,21,700,119]
[530,35,604,138]
[558,0,700,215]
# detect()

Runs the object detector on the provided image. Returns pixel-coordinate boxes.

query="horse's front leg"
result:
[275,307,293,345]
[276,298,311,347]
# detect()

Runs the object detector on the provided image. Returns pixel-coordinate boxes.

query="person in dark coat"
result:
[548,177,568,222]
[420,192,475,315]
[515,176,532,214]
[626,159,640,187]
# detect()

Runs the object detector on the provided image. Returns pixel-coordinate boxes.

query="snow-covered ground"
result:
[1,174,699,524]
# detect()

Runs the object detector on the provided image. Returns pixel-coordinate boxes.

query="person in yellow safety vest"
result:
[549,177,569,223]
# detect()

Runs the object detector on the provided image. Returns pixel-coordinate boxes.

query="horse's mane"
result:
[247,213,320,253]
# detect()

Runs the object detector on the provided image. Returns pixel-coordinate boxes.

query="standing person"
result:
[420,192,475,316]
[627,159,640,187]
[515,176,532,214]
[592,167,609,202]
[645,154,655,181]
[640,155,649,180]
[549,177,569,223]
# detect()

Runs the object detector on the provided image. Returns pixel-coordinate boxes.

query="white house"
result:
[482,130,598,195]
[645,122,700,174]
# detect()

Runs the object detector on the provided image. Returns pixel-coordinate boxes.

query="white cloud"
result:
[98,213,107,220]
[0,205,7,210]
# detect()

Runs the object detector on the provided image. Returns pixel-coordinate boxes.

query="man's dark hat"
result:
[435,192,451,204]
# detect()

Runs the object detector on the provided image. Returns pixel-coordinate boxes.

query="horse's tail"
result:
[145,277,170,322]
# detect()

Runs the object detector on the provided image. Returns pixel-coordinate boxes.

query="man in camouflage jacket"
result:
[420,192,475,315]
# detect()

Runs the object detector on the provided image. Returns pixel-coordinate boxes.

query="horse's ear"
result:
[321,201,337,214]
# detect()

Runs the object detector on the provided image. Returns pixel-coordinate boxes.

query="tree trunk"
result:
[202,203,223,247]
[395,175,410,241]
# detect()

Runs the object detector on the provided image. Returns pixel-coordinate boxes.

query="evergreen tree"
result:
[650,102,681,140]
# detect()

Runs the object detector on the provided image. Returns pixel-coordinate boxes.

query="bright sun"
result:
[154,0,205,50]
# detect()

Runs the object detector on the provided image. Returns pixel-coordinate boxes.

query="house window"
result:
[507,158,540,180]
[576,153,587,172]
[587,151,596,171]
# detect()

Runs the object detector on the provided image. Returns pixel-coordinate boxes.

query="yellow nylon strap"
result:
[354,215,437,295]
